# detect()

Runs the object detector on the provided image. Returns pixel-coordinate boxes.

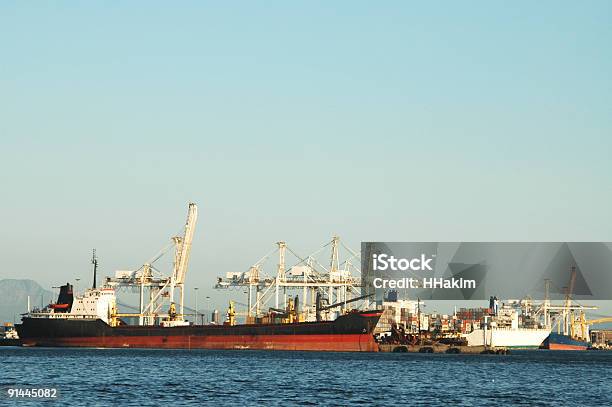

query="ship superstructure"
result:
[31,284,118,324]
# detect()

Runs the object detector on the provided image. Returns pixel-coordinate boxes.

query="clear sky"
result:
[1,2,611,311]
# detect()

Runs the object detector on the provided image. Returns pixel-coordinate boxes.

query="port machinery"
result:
[214,235,368,322]
[506,268,610,348]
[539,269,602,340]
[101,202,367,326]
[103,203,198,327]
[17,203,383,352]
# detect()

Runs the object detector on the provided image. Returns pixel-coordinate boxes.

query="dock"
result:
[378,343,510,354]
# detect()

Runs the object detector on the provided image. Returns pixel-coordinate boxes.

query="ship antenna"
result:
[92,249,98,289]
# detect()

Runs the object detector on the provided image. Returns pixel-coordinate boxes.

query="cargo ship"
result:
[16,203,383,351]
[463,298,550,348]
[16,283,382,352]
[463,327,550,349]
[540,333,589,350]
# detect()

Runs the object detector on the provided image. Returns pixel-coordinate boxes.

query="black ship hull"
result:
[16,310,382,352]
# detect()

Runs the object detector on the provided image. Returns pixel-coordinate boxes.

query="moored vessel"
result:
[0,322,20,346]
[464,327,551,349]
[15,203,383,352]
[540,332,589,350]
[16,288,382,351]
[463,298,550,348]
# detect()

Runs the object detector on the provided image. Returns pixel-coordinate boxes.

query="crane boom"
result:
[563,266,577,311]
[318,293,373,312]
[173,203,198,285]
[586,317,612,325]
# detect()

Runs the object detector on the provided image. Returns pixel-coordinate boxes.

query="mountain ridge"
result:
[0,279,55,323]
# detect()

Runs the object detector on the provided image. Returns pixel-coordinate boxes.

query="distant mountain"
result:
[0,279,55,324]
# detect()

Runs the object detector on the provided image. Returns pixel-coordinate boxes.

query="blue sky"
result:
[1,2,611,311]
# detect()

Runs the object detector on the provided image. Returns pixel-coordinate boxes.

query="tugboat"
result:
[0,323,21,346]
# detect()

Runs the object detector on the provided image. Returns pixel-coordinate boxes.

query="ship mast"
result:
[91,249,98,289]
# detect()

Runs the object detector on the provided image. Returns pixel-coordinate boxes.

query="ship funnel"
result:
[50,283,74,313]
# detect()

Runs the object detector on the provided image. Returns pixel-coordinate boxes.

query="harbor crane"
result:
[537,267,600,338]
[215,236,365,322]
[105,203,198,326]
[571,315,612,342]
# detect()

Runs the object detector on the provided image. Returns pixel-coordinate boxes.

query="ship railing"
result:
[488,327,550,331]
[28,313,103,320]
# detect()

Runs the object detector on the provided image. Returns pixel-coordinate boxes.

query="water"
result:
[1,348,610,406]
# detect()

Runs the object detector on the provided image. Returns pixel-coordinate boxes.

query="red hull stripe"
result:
[21,334,379,352]
[546,344,588,351]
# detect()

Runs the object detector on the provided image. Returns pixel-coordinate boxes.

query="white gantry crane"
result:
[215,236,367,323]
[105,203,198,326]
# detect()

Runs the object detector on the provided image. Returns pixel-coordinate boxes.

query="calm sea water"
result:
[1,347,610,406]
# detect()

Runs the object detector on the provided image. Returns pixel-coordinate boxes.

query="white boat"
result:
[463,300,551,348]
[464,327,551,348]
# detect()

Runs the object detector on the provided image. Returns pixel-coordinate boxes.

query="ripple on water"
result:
[1,348,611,406]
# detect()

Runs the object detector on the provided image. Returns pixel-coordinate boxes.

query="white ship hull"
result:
[464,328,551,348]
